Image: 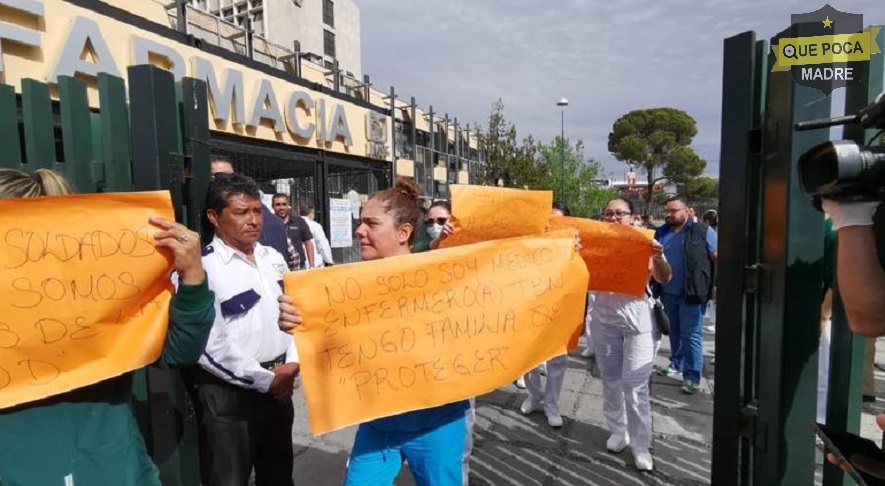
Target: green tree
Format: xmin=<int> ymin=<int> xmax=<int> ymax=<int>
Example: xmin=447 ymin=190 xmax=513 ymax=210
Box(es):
xmin=681 ymin=176 xmax=719 ymax=202
xmin=473 ymin=100 xmax=612 ymax=216
xmin=475 ymin=100 xmax=546 ymax=188
xmin=538 ymin=137 xmax=613 ymax=217
xmin=608 ymin=108 xmax=706 ymax=202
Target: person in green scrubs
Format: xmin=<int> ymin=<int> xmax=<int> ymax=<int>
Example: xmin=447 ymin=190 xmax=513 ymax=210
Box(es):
xmin=0 ymin=168 xmax=215 ymax=486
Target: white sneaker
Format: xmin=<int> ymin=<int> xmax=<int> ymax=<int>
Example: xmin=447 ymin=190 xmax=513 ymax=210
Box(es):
xmin=515 ymin=376 xmax=526 ymax=389
xmin=519 ymin=396 xmax=544 ymax=415
xmin=704 ymin=325 xmax=716 ymax=333
xmin=632 ymin=450 xmax=654 ymax=471
xmin=606 ymin=434 xmax=629 ymax=453
xmin=546 ymin=413 xmax=563 ymax=428
xmin=539 ymin=362 xmax=548 ymax=376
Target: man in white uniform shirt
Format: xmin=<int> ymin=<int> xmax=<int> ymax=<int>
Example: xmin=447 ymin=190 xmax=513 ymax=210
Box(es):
xmin=299 ymin=200 xmax=335 ymax=268
xmin=196 ymin=172 xmax=299 ymax=486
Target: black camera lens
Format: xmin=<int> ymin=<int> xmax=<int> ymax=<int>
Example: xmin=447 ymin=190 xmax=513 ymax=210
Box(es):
xmin=799 ymin=140 xmax=885 ymax=196
xmin=798 ymin=141 xmax=842 ymax=194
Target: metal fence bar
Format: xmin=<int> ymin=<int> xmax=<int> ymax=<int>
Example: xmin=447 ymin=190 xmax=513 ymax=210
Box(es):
xmin=21 ymin=78 xmax=55 ymax=169
xmin=129 ymin=65 xmax=183 ymax=218
xmin=0 ymin=84 xmax=22 ymax=169
xmin=753 ymin=22 xmax=830 ymax=486
xmin=98 ymin=73 xmax=133 ymax=192
xmin=88 ymin=111 xmax=103 ymax=184
xmin=741 ymin=38 xmax=769 ymax=486
xmin=180 ymin=77 xmax=210 ymax=231
xmin=711 ymin=30 xmax=757 ymax=486
xmin=58 ymin=76 xmax=95 ymax=192
xmin=128 ymin=64 xmax=201 ymax=486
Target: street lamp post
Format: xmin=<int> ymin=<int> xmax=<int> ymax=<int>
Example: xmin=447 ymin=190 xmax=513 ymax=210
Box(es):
xmin=556 ymin=98 xmax=569 ymax=201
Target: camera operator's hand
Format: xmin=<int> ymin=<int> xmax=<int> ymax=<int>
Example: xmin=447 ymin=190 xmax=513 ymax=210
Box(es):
xmin=827 ymin=199 xmax=885 ymax=336
xmin=821 ymin=200 xmax=880 ymax=230
xmin=827 ymin=414 xmax=885 ymax=477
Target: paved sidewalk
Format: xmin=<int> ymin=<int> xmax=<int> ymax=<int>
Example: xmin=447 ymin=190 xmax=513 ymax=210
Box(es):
xmin=288 ymin=332 xmax=716 ymax=486
xmin=281 ymin=318 xmax=885 ymax=486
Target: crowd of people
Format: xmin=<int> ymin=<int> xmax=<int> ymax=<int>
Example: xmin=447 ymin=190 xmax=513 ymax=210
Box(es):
xmin=0 ymin=163 xmax=723 ymax=485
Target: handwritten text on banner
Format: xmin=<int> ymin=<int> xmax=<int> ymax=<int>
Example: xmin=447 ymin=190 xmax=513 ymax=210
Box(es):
xmin=549 ymin=217 xmax=654 ymax=298
xmin=284 ymin=231 xmax=588 ymax=435
xmin=440 ymin=185 xmax=552 ymax=248
xmin=0 ymin=192 xmax=175 ymax=409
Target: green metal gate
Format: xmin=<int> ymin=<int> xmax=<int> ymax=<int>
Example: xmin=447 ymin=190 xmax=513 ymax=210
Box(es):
xmin=0 ymin=65 xmax=210 ymax=486
xmin=713 ymin=24 xmax=885 ymax=486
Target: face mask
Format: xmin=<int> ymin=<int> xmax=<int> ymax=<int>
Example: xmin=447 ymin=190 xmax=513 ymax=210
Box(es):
xmin=427 ymin=223 xmax=444 ymax=240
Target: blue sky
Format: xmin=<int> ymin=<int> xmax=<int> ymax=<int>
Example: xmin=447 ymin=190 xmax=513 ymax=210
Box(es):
xmin=359 ymin=1 xmax=884 ymax=179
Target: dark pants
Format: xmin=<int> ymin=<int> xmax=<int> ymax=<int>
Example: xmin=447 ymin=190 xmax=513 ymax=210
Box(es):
xmin=196 ymin=371 xmax=295 ymax=486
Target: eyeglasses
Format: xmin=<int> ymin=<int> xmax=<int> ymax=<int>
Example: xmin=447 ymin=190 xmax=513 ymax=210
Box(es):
xmin=664 ymin=207 xmax=687 ymax=215
xmin=603 ymin=210 xmax=632 ymax=218
xmin=425 ymin=217 xmax=448 ymax=226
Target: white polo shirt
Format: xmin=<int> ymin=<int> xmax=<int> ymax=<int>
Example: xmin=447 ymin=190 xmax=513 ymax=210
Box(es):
xmin=198 ymin=235 xmax=297 ymax=393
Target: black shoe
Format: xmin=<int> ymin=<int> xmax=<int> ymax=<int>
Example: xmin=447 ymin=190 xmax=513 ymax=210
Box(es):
xmin=863 ymin=394 xmax=876 ymax=403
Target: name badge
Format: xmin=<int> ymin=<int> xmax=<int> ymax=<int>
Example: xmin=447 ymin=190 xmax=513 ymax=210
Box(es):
xmin=273 ymin=262 xmax=288 ymax=275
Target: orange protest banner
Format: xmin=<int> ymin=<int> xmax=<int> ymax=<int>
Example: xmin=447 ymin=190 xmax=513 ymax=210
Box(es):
xmin=0 ymin=192 xmax=175 ymax=409
xmin=284 ymin=231 xmax=588 ymax=435
xmin=440 ymin=185 xmax=552 ymax=248
xmin=549 ymin=216 xmax=654 ymax=298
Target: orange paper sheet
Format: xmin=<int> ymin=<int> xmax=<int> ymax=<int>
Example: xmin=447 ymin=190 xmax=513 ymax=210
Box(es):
xmin=0 ymin=191 xmax=175 ymax=409
xmin=284 ymin=231 xmax=588 ymax=435
xmin=549 ymin=217 xmax=654 ymax=297
xmin=440 ymin=185 xmax=552 ymax=248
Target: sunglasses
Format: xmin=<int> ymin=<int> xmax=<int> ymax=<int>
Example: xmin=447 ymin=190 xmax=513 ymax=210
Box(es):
xmin=603 ymin=210 xmax=632 ymax=218
xmin=425 ymin=217 xmax=448 ymax=226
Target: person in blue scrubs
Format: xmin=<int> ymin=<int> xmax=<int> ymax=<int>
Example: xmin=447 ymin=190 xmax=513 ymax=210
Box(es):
xmin=654 ymin=196 xmax=717 ymax=394
xmin=278 ymin=177 xmax=469 ymax=485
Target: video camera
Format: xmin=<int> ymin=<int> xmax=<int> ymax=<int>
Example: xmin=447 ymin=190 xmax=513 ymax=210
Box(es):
xmin=795 ymin=92 xmax=885 ymax=203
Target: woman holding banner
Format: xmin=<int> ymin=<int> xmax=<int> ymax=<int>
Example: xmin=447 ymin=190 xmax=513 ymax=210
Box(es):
xmin=587 ymin=197 xmax=672 ymax=472
xmin=279 ymin=177 xmax=470 ymax=486
xmin=0 ymin=168 xmax=215 ymax=485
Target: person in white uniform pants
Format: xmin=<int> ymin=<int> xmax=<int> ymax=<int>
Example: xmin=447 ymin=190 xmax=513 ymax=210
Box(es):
xmin=518 ymin=202 xmax=575 ymax=428
xmin=520 ymin=354 xmax=569 ymax=428
xmin=588 ymin=197 xmax=672 ymax=472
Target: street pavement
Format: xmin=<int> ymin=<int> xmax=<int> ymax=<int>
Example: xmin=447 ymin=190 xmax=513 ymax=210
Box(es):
xmin=289 ymin=332 xmax=716 ymax=486
xmin=287 ymin=329 xmax=885 ymax=485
